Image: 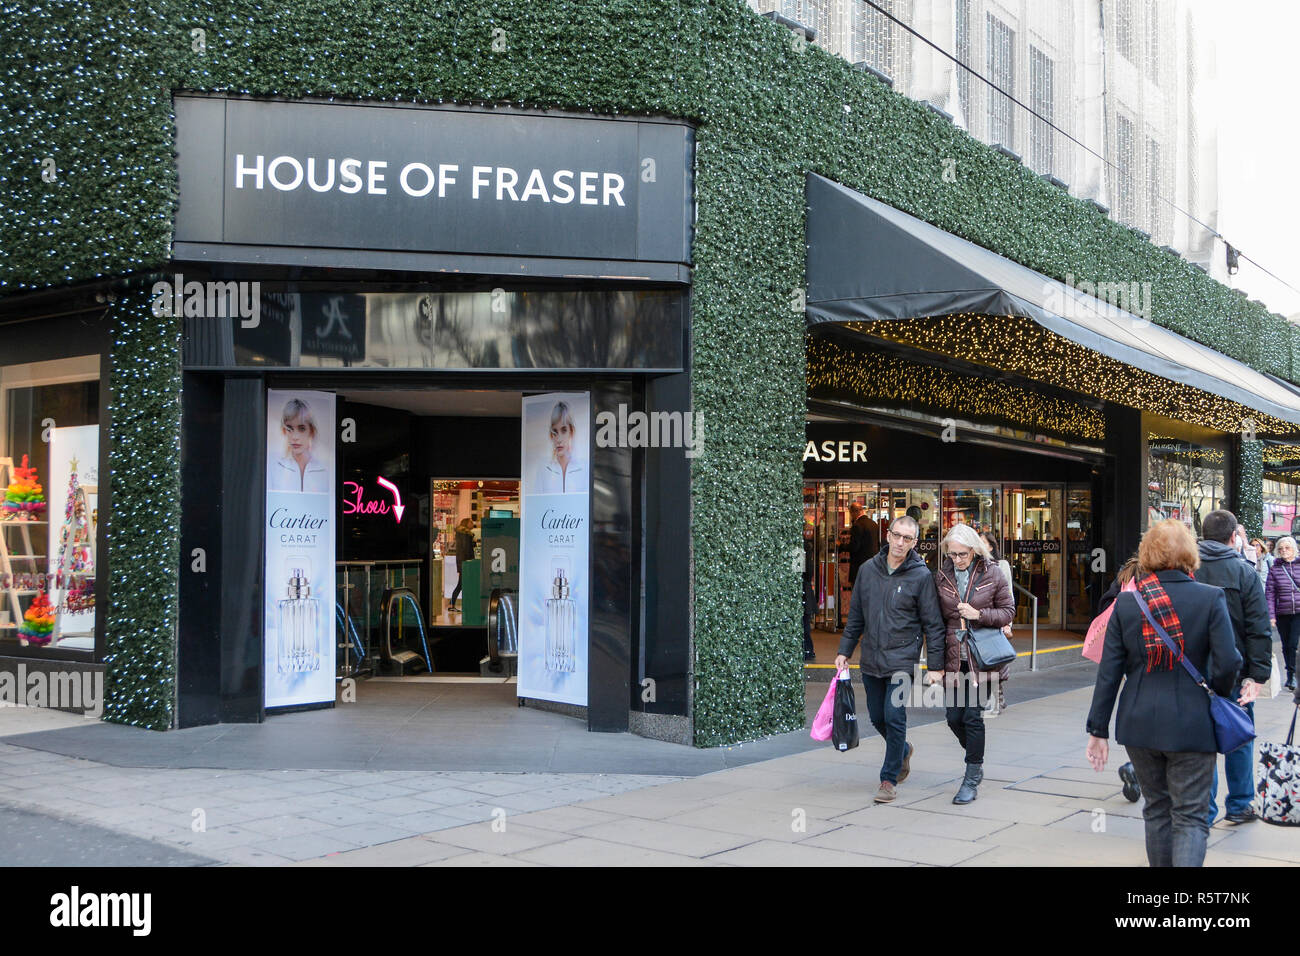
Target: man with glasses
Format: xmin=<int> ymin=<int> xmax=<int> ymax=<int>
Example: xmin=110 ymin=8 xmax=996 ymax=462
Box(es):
xmin=835 ymin=515 xmax=946 ymax=803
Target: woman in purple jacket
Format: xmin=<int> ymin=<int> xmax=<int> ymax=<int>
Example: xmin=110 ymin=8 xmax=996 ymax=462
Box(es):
xmin=1265 ymin=535 xmax=1300 ymax=690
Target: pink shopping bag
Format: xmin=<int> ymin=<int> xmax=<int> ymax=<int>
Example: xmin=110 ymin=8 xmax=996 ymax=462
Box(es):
xmin=1082 ymin=578 xmax=1136 ymax=662
xmin=811 ymin=669 xmax=848 ymax=741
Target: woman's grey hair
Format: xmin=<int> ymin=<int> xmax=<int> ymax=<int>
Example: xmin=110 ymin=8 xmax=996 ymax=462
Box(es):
xmin=941 ymin=522 xmax=991 ymax=562
xmin=1277 ymin=536 xmax=1298 ymax=556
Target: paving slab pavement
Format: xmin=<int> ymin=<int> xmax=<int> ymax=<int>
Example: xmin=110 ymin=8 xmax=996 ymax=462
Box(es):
xmin=2 ymin=659 xmax=1299 ymax=867
xmin=305 ymin=686 xmax=1300 ymax=867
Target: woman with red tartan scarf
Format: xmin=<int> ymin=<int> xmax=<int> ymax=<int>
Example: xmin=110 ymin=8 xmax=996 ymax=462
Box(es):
xmin=1084 ymin=519 xmax=1242 ymax=868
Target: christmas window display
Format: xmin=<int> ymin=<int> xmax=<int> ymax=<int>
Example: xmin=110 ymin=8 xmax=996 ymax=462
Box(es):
xmin=1 ymin=355 xmax=100 ymax=652
xmin=0 ymin=455 xmax=52 ymax=642
xmin=46 ymin=429 xmax=98 ymax=647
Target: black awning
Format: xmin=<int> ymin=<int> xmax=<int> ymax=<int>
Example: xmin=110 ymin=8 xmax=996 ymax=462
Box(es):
xmin=805 ymin=173 xmax=1300 ymax=426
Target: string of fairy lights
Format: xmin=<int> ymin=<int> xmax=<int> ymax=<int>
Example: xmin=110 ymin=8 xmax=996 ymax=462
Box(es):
xmin=850 ymin=314 xmax=1294 ymax=437
xmin=807 ymin=335 xmax=1106 ymax=441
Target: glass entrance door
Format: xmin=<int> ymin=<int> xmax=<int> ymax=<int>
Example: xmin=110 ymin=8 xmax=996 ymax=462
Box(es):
xmin=879 ymin=486 xmax=941 ymax=569
xmin=1065 ymin=484 xmax=1094 ymax=631
xmin=1002 ymin=486 xmax=1064 ymax=629
xmin=940 ymin=487 xmax=1000 ymax=541
xmin=834 ymin=482 xmax=881 ymax=627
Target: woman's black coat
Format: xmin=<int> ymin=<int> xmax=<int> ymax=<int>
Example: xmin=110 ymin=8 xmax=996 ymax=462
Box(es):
xmin=1086 ymin=569 xmax=1242 ymax=754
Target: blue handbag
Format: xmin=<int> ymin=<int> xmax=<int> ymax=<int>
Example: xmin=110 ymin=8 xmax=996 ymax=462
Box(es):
xmin=1131 ymin=592 xmax=1255 ymax=755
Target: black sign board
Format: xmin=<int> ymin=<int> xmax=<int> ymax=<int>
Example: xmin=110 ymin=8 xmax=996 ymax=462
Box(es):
xmin=300 ymin=293 xmax=366 ymax=360
xmin=236 ymin=291 xmax=295 ymax=364
xmin=802 ymin=423 xmax=1092 ymax=482
xmin=1012 ymin=538 xmax=1062 ymax=555
xmin=174 ymin=96 xmax=694 ymax=273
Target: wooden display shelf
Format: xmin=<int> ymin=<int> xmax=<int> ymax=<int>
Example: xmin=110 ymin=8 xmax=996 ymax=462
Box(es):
xmin=0 ymin=458 xmax=49 ymax=629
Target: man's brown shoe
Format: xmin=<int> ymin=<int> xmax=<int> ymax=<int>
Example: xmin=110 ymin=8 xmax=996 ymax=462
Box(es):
xmin=874 ymin=781 xmax=897 ymax=803
xmin=896 ymin=742 xmax=914 ymax=783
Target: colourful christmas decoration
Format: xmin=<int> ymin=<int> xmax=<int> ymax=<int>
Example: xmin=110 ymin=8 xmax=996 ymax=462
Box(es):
xmin=18 ymin=591 xmax=55 ymax=646
xmin=55 ymin=457 xmax=94 ymax=592
xmin=2 ymin=455 xmax=47 ymax=518
xmin=63 ymin=578 xmax=96 ymax=614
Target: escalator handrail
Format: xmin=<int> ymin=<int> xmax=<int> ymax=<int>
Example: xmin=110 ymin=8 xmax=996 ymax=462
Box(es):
xmin=378 ymin=586 xmax=433 ymax=674
xmin=486 ymin=590 xmax=503 ymax=667
xmin=335 ymin=603 xmax=366 ymax=660
xmin=487 ymin=588 xmax=519 ymax=665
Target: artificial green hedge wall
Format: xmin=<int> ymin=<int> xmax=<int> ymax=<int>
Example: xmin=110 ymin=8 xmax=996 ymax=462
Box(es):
xmin=103 ymin=279 xmax=181 ymax=730
xmin=1238 ymin=441 xmax=1264 ymax=540
xmin=3 ymin=0 xmax=1292 ymax=742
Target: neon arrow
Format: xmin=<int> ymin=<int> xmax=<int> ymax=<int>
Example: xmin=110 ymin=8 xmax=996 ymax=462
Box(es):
xmin=376 ymin=476 xmax=404 ymax=523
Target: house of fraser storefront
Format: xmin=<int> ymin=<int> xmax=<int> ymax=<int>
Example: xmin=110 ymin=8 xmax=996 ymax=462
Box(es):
xmin=169 ymin=95 xmax=695 ymax=738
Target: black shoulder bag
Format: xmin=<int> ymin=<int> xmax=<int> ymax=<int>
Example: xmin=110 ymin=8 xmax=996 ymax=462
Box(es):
xmin=960 ymin=567 xmax=1017 ymax=671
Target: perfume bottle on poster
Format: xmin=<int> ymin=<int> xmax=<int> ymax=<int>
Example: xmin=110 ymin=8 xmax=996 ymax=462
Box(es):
xmin=545 ymin=561 xmax=576 ymax=674
xmin=276 ymin=558 xmax=321 ymax=675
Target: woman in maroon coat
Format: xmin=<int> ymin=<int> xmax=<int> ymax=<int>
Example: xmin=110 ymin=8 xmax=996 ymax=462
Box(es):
xmin=934 ymin=523 xmax=1016 ymax=804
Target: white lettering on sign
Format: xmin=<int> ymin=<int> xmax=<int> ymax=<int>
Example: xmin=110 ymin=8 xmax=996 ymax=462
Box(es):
xmin=268 ymin=155 xmax=303 ymax=190
xmin=235 ymin=154 xmax=630 ymax=205
xmin=803 ymin=439 xmax=868 ymax=463
xmin=339 ymin=158 xmax=363 ymax=194
xmin=399 ymin=162 xmax=436 ymax=197
xmin=437 ymin=163 xmax=458 ymax=197
xmin=367 ymin=160 xmax=387 ymax=194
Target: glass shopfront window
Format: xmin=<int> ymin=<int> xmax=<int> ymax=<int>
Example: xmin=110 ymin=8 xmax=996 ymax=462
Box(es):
xmin=1065 ymin=484 xmax=1094 ymax=631
xmin=882 ymin=486 xmax=941 ymax=569
xmin=1003 ymin=486 xmax=1063 ymax=628
xmin=804 ymin=479 xmax=1098 ymax=632
xmin=1263 ymin=478 xmax=1300 ymax=538
xmin=1146 ymin=438 xmax=1226 ymax=536
xmin=183 ymin=287 xmax=686 ymax=371
xmin=0 ymin=355 xmax=102 ymax=654
xmin=941 ymin=487 xmax=999 ymax=539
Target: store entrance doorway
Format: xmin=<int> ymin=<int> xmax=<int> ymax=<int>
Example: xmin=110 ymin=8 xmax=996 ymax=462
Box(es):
xmin=334 ymin=389 xmax=524 ymax=683
xmin=805 ymin=480 xmax=1086 ymax=633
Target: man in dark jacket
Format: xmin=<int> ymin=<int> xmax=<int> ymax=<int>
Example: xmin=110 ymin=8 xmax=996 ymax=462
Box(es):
xmin=847 ymin=502 xmax=877 ymax=588
xmin=835 ymin=516 xmax=946 ymax=804
xmin=1196 ymin=509 xmax=1270 ymax=825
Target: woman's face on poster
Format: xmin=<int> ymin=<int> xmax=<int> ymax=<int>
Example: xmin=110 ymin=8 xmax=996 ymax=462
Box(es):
xmin=284 ymin=414 xmax=315 ymax=458
xmin=550 ymin=420 xmax=574 ymax=463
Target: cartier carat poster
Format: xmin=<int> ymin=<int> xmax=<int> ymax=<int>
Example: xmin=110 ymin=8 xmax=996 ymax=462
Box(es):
xmin=518 ymin=393 xmax=590 ymax=706
xmin=264 ymin=389 xmax=336 ymax=709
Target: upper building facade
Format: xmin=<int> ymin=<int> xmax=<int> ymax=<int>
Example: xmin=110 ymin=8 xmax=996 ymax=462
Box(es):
xmin=753 ymin=0 xmax=1219 ymax=269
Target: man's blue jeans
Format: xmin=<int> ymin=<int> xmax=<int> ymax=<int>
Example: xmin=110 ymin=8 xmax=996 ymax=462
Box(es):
xmin=1207 ymin=700 xmax=1255 ymax=824
xmin=861 ymin=673 xmax=909 ymax=784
